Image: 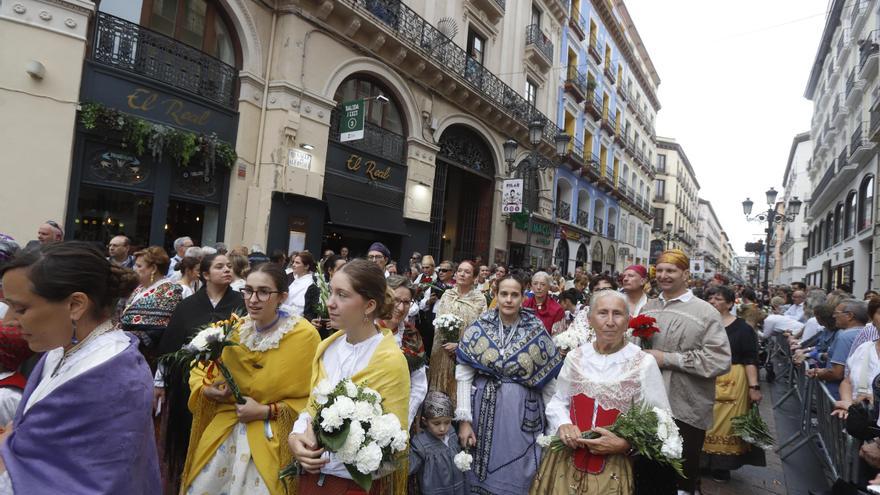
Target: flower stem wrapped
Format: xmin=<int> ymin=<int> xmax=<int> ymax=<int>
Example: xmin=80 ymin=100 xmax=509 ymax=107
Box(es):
xmin=731 ymin=403 xmax=773 ymax=449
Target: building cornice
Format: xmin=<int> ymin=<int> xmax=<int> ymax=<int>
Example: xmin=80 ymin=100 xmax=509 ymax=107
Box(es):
xmin=805 ymin=0 xmax=844 ymax=100
xmin=656 ymin=137 xmax=699 ymax=189
xmin=782 ymin=131 xmax=811 ymax=186
xmin=597 ymin=0 xmax=661 ymax=111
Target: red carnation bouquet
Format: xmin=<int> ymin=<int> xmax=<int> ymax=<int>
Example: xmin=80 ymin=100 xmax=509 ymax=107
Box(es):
xmin=629 ymin=314 xmax=660 ymax=349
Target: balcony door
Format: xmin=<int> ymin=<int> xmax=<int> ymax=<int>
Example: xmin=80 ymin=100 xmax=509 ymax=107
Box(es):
xmin=140 ymin=0 xmax=239 ymax=66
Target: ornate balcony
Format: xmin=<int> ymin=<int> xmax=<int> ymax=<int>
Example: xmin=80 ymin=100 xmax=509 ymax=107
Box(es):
xmin=594 ymin=217 xmax=604 ymax=235
xmin=870 ymin=89 xmax=880 ymax=141
xmin=849 ymin=122 xmax=874 ymax=165
xmin=564 ymin=66 xmax=588 ymax=102
xmin=318 ymin=0 xmax=563 ymax=150
xmin=564 ymin=137 xmax=585 ymax=171
xmin=330 ymin=108 xmax=405 ymax=162
xmin=556 ymin=200 xmax=572 ymax=222
xmin=832 ymin=95 xmax=848 ymax=128
xmin=608 ymin=223 xmax=616 ymax=240
xmin=600 ymin=112 xmax=614 ymax=133
xmin=91 ymin=12 xmax=237 ymax=109
xmin=860 ymin=31 xmax=879 ymax=80
xmin=569 ymin=9 xmax=586 ymax=42
xmin=617 ymin=83 xmax=627 ymax=101
xmin=583 ymin=152 xmax=602 ymax=180
xmin=604 ymin=63 xmax=616 ymax=84
xmin=588 ymin=33 xmax=602 ymax=64
xmin=525 ymin=24 xmax=554 ymax=70
xmin=577 ymin=210 xmax=589 ymax=228
xmin=584 ymin=91 xmax=602 ymax=119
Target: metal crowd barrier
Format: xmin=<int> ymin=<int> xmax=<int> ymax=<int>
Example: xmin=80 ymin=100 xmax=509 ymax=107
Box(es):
xmin=772 ymin=340 xmax=861 ymax=485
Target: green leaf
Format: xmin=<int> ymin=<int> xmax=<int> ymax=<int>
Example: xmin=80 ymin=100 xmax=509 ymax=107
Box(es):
xmin=345 ymin=464 xmax=373 ymax=492
xmin=318 ymin=423 xmax=350 ymax=452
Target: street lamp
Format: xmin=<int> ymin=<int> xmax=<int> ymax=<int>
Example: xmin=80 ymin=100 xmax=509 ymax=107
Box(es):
xmin=504 ymin=122 xmax=570 ymax=269
xmin=742 ymin=188 xmax=802 ymax=293
xmin=654 ymin=221 xmax=684 ymax=250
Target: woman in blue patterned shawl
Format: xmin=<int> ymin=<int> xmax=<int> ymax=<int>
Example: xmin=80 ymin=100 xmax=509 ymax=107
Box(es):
xmin=455 ymin=272 xmax=563 ymax=495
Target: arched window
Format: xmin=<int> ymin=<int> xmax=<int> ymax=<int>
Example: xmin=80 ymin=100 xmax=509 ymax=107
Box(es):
xmin=334 ymin=77 xmax=405 ymax=135
xmin=845 ymin=190 xmax=857 ymax=238
xmin=822 ymin=211 xmax=834 ymax=250
xmin=143 ymin=0 xmax=239 ymax=66
xmin=834 ymin=203 xmax=844 ymax=244
xmin=594 ymin=200 xmax=606 ymax=235
xmin=859 ymin=175 xmax=875 ymax=232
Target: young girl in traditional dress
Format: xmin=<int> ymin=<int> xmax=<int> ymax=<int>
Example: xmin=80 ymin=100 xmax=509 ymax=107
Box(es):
xmin=409 ymin=391 xmax=468 ymax=495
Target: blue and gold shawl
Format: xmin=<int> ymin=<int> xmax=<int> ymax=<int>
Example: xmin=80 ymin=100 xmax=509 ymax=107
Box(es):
xmin=456 ymin=308 xmax=562 ymax=389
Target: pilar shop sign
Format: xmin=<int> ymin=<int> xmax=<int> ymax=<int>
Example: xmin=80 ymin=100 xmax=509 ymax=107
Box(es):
xmin=339 ymin=99 xmax=365 ymax=142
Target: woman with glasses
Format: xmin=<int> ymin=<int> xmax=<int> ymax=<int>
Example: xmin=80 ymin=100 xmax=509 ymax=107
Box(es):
xmin=379 ymin=275 xmax=428 ymax=428
xmin=430 ymin=260 xmax=487 ymax=408
xmin=181 ymin=263 xmax=320 ymax=495
xmin=119 ymin=246 xmax=184 ymax=370
xmin=154 ymin=253 xmax=245 ymax=493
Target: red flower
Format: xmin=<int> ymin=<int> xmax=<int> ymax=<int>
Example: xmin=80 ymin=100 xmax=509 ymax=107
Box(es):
xmin=629 ymin=314 xmax=660 ymax=341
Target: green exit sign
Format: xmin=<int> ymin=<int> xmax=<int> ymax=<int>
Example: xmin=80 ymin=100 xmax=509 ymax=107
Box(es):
xmin=339 ymin=99 xmax=365 ymax=142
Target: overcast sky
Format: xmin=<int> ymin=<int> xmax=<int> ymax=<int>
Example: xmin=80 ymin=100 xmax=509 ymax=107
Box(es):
xmin=624 ymin=0 xmax=828 ymax=255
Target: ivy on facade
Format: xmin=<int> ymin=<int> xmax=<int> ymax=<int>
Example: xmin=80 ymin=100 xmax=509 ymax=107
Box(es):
xmin=79 ymin=102 xmax=237 ymax=170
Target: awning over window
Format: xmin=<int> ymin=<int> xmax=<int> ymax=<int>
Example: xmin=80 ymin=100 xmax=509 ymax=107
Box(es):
xmin=324 ymin=194 xmax=410 ymax=237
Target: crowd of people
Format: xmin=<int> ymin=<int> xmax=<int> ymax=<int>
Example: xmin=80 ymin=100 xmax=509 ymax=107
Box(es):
xmin=0 ymin=222 xmax=856 ymax=494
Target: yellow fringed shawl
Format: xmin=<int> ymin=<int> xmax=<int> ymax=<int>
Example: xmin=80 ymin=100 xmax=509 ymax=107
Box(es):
xmin=303 ymin=328 xmax=411 ymax=495
xmin=180 ymin=316 xmax=320 ymax=495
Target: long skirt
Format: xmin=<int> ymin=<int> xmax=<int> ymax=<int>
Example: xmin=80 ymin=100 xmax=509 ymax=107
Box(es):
xmin=186 ymin=422 xmax=270 ymax=495
xmin=467 ymin=376 xmax=545 ymax=495
xmin=427 ymin=340 xmax=458 ymax=409
xmin=701 ymin=364 xmax=766 ymax=470
xmin=530 ymin=449 xmax=633 ymax=495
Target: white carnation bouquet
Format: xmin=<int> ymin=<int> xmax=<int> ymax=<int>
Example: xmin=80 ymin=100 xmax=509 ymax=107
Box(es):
xmin=453 ymin=450 xmax=473 ymax=471
xmin=552 ymin=327 xmax=589 ymax=352
xmin=281 ymin=377 xmax=409 ymax=491
xmin=537 ymin=401 xmax=684 ymax=477
xmin=434 ymin=314 xmax=465 ymax=344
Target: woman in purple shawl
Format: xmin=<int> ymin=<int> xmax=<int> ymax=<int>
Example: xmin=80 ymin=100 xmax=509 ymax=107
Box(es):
xmin=0 ymin=242 xmax=161 ymax=494
xmin=455 ymin=272 xmax=563 ymax=494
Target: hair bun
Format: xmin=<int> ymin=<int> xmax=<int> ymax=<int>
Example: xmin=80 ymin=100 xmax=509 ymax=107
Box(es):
xmin=107 ymin=264 xmax=139 ymax=301
xmin=378 ymin=286 xmax=395 ymax=320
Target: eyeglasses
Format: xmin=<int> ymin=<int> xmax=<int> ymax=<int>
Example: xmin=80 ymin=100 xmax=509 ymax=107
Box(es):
xmin=240 ymin=288 xmax=282 ymax=301
xmin=437 ymin=268 xmax=451 ymax=273
xmin=833 ymin=310 xmax=853 ymax=316
xmin=367 ymin=255 xmax=385 ymax=261
xmin=394 ymin=298 xmax=412 ymax=307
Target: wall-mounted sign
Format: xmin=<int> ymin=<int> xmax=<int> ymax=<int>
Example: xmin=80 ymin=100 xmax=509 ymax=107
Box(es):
xmin=345 ymin=153 xmax=391 ymax=181
xmin=510 ymin=213 xmax=553 ymax=237
xmin=502 ymin=179 xmax=523 ymax=213
xmin=288 ymin=149 xmax=312 ymax=171
xmin=339 ymin=99 xmax=365 ymax=142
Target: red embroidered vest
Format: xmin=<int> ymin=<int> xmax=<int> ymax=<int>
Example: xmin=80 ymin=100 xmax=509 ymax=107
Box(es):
xmin=569 ymin=394 xmax=621 ymax=474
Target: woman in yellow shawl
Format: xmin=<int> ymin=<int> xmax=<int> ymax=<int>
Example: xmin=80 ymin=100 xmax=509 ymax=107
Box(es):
xmin=429 ymin=260 xmax=487 ymax=408
xmin=181 ymin=263 xmax=320 ymax=495
xmin=289 ymin=259 xmax=410 ymax=494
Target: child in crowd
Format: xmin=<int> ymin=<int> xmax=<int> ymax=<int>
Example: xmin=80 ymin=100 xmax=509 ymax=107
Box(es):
xmin=409 ymin=391 xmax=469 ymax=495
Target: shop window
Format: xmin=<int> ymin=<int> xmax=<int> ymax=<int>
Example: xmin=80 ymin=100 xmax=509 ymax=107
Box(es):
xmin=73 ymin=185 xmax=153 ymax=248
xmin=141 ymin=0 xmax=238 ymax=66
xmin=860 ymin=175 xmax=874 ymax=231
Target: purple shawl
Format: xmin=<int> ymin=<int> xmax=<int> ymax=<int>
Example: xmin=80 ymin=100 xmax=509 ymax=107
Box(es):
xmin=1 ymin=334 xmax=160 ymax=494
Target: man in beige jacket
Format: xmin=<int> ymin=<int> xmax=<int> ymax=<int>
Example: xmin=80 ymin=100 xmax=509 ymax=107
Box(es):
xmin=641 ymin=249 xmax=732 ymax=495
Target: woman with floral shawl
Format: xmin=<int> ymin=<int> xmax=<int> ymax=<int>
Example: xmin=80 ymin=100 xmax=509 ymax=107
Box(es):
xmin=455 ymin=273 xmax=563 ymax=495
xmin=429 ymin=261 xmax=487 ymax=409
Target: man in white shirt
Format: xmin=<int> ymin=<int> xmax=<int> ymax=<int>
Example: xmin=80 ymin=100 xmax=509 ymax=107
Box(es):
xmin=166 ymin=236 xmax=193 ymax=277
xmin=761 ymin=314 xmax=805 ymax=339
xmin=783 ymin=290 xmax=806 ymax=323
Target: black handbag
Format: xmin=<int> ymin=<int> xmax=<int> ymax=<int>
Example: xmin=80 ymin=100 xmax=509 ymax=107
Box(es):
xmin=846 ymin=399 xmax=880 ymax=441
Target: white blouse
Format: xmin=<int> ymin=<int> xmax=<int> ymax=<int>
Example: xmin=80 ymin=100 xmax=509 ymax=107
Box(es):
xmin=392 ymin=322 xmax=428 ymax=428
xmin=545 ymin=342 xmax=671 ymax=435
xmin=845 ymin=341 xmax=880 ymax=400
xmin=291 ymin=332 xmax=384 ymax=480
xmin=285 ymin=274 xmax=314 ymax=317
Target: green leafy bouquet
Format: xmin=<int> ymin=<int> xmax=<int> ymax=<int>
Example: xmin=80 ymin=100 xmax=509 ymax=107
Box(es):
xmin=537 ymin=401 xmax=685 ymax=477
xmin=731 ymin=404 xmax=773 ymax=449
xmin=313 ymin=262 xmax=331 ymax=319
xmin=159 ymin=314 xmax=246 ymax=404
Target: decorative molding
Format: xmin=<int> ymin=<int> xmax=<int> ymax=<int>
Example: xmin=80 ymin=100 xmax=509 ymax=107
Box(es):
xmin=1 ymin=0 xmax=94 ymax=40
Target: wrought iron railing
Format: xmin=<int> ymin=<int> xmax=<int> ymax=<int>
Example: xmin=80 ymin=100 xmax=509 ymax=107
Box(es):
xmin=526 ymin=24 xmax=554 ymax=62
xmin=570 ymin=8 xmax=586 ymax=35
xmin=588 ymin=153 xmax=602 ymax=175
xmin=594 ymin=217 xmax=604 ymax=234
xmin=860 ymin=31 xmax=879 ymax=70
xmin=330 ymin=108 xmax=406 ymax=162
xmin=838 ymin=147 xmax=848 ymax=168
xmin=557 ymin=200 xmax=571 ymax=221
xmin=577 ymin=210 xmax=589 ymax=228
xmin=849 ymin=122 xmax=869 ymax=157
xmin=565 ymin=66 xmax=588 ymax=96
xmin=344 ymin=0 xmax=561 ymax=144
xmin=871 ymin=107 xmax=880 ymax=135
xmin=608 ymin=223 xmax=616 ymax=240
xmin=813 ymin=162 xmax=836 ymax=203
xmin=846 ymin=68 xmax=856 ymax=97
xmin=493 ymin=0 xmax=506 ymax=9
xmin=569 ymin=137 xmax=585 ymax=161
xmin=91 ymin=12 xmax=237 ymax=109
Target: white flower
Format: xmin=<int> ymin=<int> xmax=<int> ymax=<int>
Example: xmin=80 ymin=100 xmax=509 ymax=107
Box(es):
xmin=536 ymin=435 xmax=552 ymax=448
xmin=334 ymin=396 xmax=356 ymax=419
xmin=337 ymin=421 xmax=365 ymax=464
xmin=661 ymin=434 xmax=683 ymax=458
xmin=453 ymin=451 xmax=473 ymax=471
xmin=344 ymin=379 xmax=359 ymax=398
xmin=362 ymin=386 xmax=381 ymax=402
xmin=314 ymin=378 xmax=334 ymax=405
xmin=369 ymin=413 xmax=403 ymax=448
xmin=552 ymin=328 xmax=588 ymax=351
xmin=355 ymin=442 xmax=383 ymax=474
xmin=187 ymin=326 xmax=224 ymax=352
xmin=390 ymin=430 xmax=408 ymax=452
xmin=352 ymin=401 xmax=377 ymax=424
xmin=320 ymin=405 xmax=343 ymax=431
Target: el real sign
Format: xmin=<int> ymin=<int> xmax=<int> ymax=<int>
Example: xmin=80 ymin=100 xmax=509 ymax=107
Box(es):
xmin=339 ymin=99 xmax=365 ymax=142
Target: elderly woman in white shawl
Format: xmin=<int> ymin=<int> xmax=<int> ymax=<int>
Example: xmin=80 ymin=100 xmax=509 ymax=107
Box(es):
xmin=530 ymin=290 xmax=672 ymax=495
